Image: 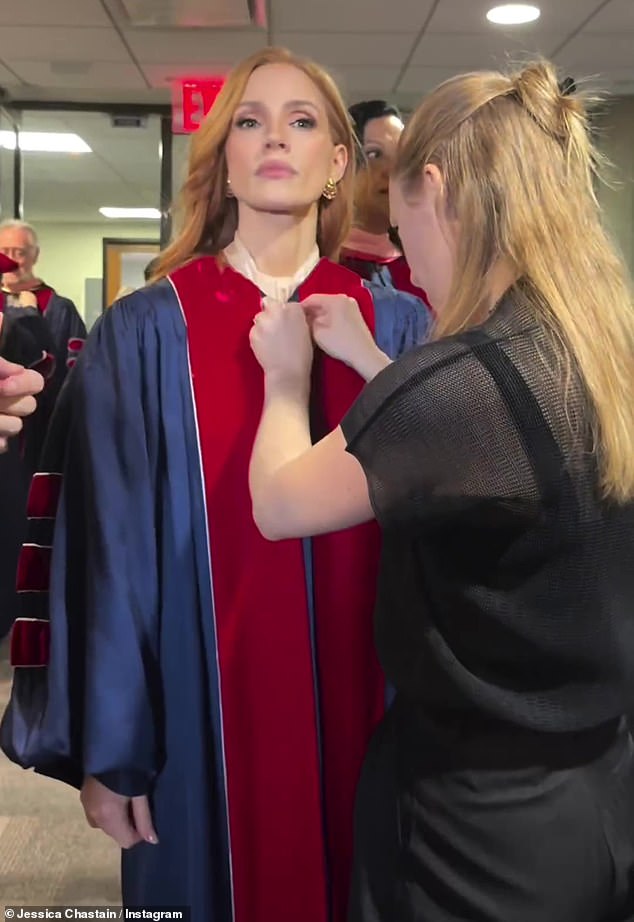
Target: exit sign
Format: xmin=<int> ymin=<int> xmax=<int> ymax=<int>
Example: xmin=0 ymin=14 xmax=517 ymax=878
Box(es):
xmin=172 ymin=77 xmax=225 ymax=134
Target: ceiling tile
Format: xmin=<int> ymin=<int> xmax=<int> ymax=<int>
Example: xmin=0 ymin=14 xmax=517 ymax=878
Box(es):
xmin=17 ymin=111 xmax=163 ymax=197
xmin=275 ymin=32 xmax=413 ymax=68
xmin=584 ymin=0 xmax=634 ymax=33
xmin=23 ymin=157 xmax=116 ymax=184
xmin=332 ymin=67 xmax=404 ymax=99
xmin=142 ymin=63 xmax=236 ymax=88
xmin=0 ymin=0 xmax=110 ymax=27
xmin=125 ymin=28 xmax=265 ymax=64
xmin=554 ymin=34 xmax=634 ymax=72
xmin=271 ymin=0 xmax=436 ymax=33
xmin=0 ymin=61 xmax=23 ymax=86
xmin=5 ymin=61 xmax=147 ymax=90
xmin=397 ymin=65 xmax=477 ymax=94
xmin=410 ymin=31 xmax=568 ymax=68
xmin=20 ymin=112 xmax=75 ymax=131
xmin=0 ymin=27 xmax=129 ymax=62
xmin=6 ymin=85 xmax=169 ymax=105
xmin=20 ymin=111 xmax=161 ymax=138
xmin=390 ymin=91 xmax=430 ymax=113
xmin=119 ymin=0 xmax=255 ymax=28
xmin=142 ymin=65 xmax=191 ymax=88
xmin=428 ymin=0 xmax=604 ymax=34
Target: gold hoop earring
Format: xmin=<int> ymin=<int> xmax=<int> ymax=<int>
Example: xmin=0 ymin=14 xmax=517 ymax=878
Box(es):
xmin=322 ymin=177 xmax=337 ymax=201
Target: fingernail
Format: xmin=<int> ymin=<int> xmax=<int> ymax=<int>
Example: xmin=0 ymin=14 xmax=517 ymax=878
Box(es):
xmin=146 ymin=834 xmax=159 ymax=844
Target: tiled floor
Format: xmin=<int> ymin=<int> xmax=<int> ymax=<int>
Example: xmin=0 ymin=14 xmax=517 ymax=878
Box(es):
xmin=0 ymin=640 xmax=120 ymax=906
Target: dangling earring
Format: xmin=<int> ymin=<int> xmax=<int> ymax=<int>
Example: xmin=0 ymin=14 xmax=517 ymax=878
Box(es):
xmin=226 ymin=178 xmax=235 ymax=198
xmin=322 ymin=177 xmax=337 ymax=201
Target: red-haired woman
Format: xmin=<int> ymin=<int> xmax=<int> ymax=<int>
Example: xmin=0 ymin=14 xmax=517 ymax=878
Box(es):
xmin=2 ymin=48 xmax=419 ymax=922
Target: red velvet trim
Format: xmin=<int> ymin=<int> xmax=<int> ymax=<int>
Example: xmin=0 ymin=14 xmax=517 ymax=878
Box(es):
xmin=27 ymin=473 xmax=62 ymax=519
xmin=35 ymin=286 xmax=54 ymax=314
xmin=10 ymin=618 xmax=50 ymax=667
xmin=16 ymin=544 xmax=51 ymax=593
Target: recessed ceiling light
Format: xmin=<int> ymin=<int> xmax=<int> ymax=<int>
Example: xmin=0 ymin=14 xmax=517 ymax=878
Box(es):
xmin=0 ymin=131 xmax=91 ymax=153
xmin=99 ymin=207 xmax=161 ymax=220
xmin=486 ymin=4 xmax=541 ymax=25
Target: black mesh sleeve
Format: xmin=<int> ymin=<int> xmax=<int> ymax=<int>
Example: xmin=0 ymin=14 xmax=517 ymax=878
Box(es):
xmin=341 ymin=336 xmax=540 ymax=529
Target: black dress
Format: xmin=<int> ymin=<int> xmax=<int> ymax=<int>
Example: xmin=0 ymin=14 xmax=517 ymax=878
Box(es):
xmin=341 ymin=287 xmax=634 ymax=922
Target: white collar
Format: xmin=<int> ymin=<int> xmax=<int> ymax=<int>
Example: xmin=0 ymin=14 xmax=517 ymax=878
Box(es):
xmin=223 ymin=233 xmax=320 ymax=302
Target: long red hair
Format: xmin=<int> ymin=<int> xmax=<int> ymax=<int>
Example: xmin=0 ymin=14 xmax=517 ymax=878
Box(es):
xmin=154 ymin=47 xmax=356 ymax=278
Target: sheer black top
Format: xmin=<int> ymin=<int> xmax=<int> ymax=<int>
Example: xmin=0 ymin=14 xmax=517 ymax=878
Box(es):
xmin=342 ymin=289 xmax=634 ymax=732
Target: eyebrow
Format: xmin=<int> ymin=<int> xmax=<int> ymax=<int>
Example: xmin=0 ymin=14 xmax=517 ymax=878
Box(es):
xmin=236 ymin=99 xmax=320 ymax=112
xmin=286 ymin=99 xmax=319 ymax=111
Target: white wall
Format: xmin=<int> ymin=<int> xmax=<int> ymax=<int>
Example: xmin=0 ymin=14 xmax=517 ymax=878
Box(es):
xmin=34 ymin=221 xmax=160 ymax=319
xmin=597 ymin=97 xmax=634 ymax=276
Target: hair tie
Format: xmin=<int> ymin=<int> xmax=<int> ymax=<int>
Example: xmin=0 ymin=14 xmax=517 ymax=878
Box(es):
xmin=559 ymin=77 xmax=576 ymax=96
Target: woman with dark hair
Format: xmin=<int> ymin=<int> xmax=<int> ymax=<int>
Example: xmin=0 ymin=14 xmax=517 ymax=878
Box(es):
xmin=342 ymin=99 xmax=433 ymax=319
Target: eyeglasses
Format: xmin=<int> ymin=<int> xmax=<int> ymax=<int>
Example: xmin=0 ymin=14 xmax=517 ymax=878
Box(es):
xmin=0 ymin=246 xmax=34 ymax=259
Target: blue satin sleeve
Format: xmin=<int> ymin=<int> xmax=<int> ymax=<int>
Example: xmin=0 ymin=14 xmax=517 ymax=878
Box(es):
xmin=45 ymin=293 xmax=162 ymax=796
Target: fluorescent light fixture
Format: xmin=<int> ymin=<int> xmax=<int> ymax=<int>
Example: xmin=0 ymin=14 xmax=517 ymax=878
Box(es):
xmin=99 ymin=207 xmax=161 ymax=220
xmin=486 ymin=4 xmax=540 ymax=24
xmin=0 ymin=131 xmax=91 ymax=153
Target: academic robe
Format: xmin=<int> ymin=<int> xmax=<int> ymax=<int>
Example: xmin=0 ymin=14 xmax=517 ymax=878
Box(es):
xmin=0 ymin=287 xmax=83 ymax=639
xmin=1 ymin=283 xmax=86 ymax=376
xmin=1 ymin=255 xmax=420 ymax=922
xmin=0 ymin=306 xmax=57 ymax=639
xmin=3 ymin=285 xmax=86 ymax=398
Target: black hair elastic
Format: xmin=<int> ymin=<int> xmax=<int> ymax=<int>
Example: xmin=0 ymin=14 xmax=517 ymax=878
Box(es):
xmin=559 ymin=77 xmax=577 ymax=96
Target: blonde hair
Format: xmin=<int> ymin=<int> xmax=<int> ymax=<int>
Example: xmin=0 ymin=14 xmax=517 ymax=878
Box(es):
xmin=154 ymin=47 xmax=355 ymax=278
xmin=395 ymin=60 xmax=634 ymax=502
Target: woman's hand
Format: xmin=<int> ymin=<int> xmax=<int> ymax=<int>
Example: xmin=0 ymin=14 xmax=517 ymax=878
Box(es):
xmin=249 ymin=297 xmax=314 ymax=388
xmin=0 ymin=337 xmax=44 ymax=452
xmin=301 ymin=293 xmax=390 ymax=381
xmin=80 ymin=776 xmax=159 ymax=849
